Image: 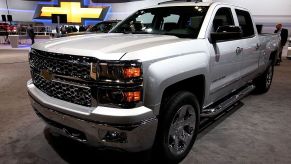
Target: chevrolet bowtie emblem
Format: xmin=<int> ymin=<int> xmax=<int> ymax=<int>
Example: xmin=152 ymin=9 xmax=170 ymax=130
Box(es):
xmin=40 ymin=69 xmax=53 ymax=81
xmin=34 ymin=1 xmax=110 ymax=24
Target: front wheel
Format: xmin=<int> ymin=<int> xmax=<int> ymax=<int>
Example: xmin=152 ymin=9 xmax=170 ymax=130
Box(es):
xmin=154 ymin=91 xmax=200 ymax=163
xmin=254 ymin=63 xmax=274 ymax=94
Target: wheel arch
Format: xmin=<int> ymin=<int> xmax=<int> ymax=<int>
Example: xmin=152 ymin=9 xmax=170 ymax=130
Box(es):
xmin=160 ymin=75 xmax=206 ymax=114
xmin=142 ymin=52 xmax=210 ymax=116
xmin=269 ymin=50 xmax=278 ymax=65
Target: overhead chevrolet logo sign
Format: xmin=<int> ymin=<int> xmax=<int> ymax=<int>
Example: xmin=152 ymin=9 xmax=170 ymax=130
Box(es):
xmin=34 ymin=0 xmax=110 ymax=24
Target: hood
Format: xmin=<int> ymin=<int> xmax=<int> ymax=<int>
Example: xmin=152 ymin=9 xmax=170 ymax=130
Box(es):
xmin=32 ymin=33 xmax=185 ymax=60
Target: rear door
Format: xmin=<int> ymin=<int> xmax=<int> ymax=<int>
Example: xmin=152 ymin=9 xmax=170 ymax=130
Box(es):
xmin=208 ymin=6 xmax=244 ymax=103
xmin=234 ymin=9 xmax=261 ymax=83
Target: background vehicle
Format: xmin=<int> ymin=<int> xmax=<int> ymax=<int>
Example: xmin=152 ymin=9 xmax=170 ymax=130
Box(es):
xmin=65 ymin=20 xmax=121 ymax=36
xmin=0 ymin=22 xmax=16 ymax=33
xmin=27 ymin=2 xmax=279 ymax=163
xmin=88 ymin=20 xmax=121 ymax=33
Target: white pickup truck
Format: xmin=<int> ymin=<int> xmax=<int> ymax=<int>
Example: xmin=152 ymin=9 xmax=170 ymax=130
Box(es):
xmin=27 ymin=1 xmax=280 ymax=162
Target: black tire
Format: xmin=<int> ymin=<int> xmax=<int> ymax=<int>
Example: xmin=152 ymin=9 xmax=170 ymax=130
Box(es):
xmin=154 ymin=91 xmax=200 ymax=163
xmin=254 ymin=63 xmax=274 ymax=94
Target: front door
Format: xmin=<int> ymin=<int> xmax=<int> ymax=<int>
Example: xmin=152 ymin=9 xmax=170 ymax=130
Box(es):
xmin=208 ymin=7 xmax=244 ymax=104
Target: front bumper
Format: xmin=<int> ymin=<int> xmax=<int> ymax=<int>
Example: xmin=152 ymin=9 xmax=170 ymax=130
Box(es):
xmin=27 ymin=80 xmax=158 ymax=152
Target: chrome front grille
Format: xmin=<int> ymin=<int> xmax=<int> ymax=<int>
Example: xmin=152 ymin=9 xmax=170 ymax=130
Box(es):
xmin=32 ymin=72 xmax=92 ymax=106
xmin=29 ymin=49 xmax=94 ymax=107
xmin=29 ymin=49 xmax=94 ymax=80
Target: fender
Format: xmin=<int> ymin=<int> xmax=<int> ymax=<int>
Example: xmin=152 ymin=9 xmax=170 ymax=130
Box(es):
xmin=121 ymin=39 xmax=212 ymax=115
xmin=143 ymin=52 xmax=209 ymax=115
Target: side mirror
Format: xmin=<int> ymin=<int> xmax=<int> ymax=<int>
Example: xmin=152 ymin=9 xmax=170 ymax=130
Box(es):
xmin=210 ymin=26 xmax=242 ymax=43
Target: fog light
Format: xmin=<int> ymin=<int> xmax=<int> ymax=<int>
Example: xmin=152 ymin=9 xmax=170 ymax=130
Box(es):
xmin=98 ymin=89 xmax=142 ymax=108
xmin=123 ymin=91 xmax=141 ymax=102
xmin=102 ymin=131 xmax=127 ymax=143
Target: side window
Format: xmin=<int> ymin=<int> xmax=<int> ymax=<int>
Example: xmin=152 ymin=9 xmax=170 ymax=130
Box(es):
xmin=161 ymin=14 xmax=180 ymax=31
xmin=235 ymin=9 xmax=255 ymax=38
xmin=135 ymin=12 xmax=154 ymax=29
xmin=212 ymin=7 xmax=234 ymax=32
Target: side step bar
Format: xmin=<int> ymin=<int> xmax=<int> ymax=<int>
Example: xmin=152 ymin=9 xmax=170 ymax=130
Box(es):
xmin=201 ymin=85 xmax=255 ymax=117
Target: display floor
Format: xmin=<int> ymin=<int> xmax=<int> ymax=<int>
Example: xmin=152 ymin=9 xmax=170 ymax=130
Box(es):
xmin=0 ymin=38 xmax=50 ymax=50
xmin=0 ymin=49 xmax=291 ymax=164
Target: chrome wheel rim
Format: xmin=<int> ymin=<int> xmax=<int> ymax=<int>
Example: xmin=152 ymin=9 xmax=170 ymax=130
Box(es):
xmin=266 ymin=66 xmax=273 ymax=88
xmin=168 ymin=105 xmax=196 ymax=155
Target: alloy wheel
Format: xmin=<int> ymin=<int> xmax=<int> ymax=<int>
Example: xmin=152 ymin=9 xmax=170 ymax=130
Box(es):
xmin=167 ymin=105 xmax=196 ymax=155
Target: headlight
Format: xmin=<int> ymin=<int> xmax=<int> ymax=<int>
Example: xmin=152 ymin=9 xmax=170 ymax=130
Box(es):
xmin=90 ymin=60 xmax=142 ymax=81
xmin=90 ymin=60 xmax=143 ymax=108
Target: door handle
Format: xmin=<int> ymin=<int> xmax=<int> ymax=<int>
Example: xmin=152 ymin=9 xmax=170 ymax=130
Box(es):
xmin=236 ymin=47 xmax=243 ymax=54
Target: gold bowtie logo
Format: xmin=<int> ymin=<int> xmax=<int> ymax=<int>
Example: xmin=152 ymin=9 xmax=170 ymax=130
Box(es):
xmin=34 ymin=1 xmax=110 ymax=24
xmin=40 ymin=69 xmax=53 ymax=81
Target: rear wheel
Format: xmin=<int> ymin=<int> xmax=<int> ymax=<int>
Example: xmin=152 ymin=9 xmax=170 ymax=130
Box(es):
xmin=254 ymin=63 xmax=274 ymax=94
xmin=154 ymin=91 xmax=200 ymax=163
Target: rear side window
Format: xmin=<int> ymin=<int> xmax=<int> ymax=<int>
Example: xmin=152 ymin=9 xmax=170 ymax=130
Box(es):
xmin=161 ymin=14 xmax=180 ymax=31
xmin=235 ymin=9 xmax=255 ymax=38
xmin=212 ymin=7 xmax=234 ymax=32
xmin=136 ymin=12 xmax=154 ymax=24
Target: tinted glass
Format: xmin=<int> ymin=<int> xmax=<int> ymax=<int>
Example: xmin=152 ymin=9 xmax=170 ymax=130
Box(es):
xmin=91 ymin=22 xmax=118 ymax=33
xmin=235 ymin=9 xmax=255 ymax=37
xmin=111 ymin=6 xmax=209 ymax=38
xmin=212 ymin=7 xmax=234 ymax=32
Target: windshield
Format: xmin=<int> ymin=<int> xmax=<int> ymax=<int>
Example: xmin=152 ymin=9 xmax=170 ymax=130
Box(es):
xmin=111 ymin=6 xmax=209 ymax=38
xmin=90 ymin=22 xmax=119 ymax=33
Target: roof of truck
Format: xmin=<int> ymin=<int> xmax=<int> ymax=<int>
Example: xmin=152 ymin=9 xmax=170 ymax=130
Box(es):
xmin=145 ymin=2 xmax=248 ymax=12
xmin=152 ymin=1 xmax=213 ymax=8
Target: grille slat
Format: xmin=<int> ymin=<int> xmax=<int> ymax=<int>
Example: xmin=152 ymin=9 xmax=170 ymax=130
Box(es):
xmin=29 ymin=49 xmax=94 ymax=107
xmin=29 ymin=50 xmax=93 ymax=80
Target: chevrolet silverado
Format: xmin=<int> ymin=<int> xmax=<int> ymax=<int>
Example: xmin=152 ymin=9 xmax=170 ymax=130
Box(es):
xmin=27 ymin=1 xmax=280 ymax=163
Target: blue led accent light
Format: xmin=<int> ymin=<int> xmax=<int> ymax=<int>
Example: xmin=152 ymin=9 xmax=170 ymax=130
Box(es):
xmin=83 ymin=0 xmax=90 ymax=6
xmin=33 ymin=19 xmax=52 ymax=24
xmin=104 ymin=4 xmax=112 ymax=21
xmin=84 ymin=20 xmax=101 ymax=26
xmin=0 ymin=8 xmax=35 ymax=13
xmin=37 ymin=0 xmax=58 ymax=5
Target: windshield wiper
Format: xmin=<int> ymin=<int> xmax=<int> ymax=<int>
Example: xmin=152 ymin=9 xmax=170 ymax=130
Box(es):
xmin=131 ymin=31 xmax=149 ymax=34
xmin=122 ymin=31 xmax=132 ymax=34
xmin=121 ymin=31 xmax=150 ymax=34
xmin=162 ymin=32 xmax=195 ymax=39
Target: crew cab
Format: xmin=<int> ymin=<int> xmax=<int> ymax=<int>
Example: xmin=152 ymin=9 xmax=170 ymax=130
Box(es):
xmin=27 ymin=1 xmax=279 ymax=163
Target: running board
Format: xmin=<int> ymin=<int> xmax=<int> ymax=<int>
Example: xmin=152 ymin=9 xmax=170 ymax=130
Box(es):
xmin=201 ymin=85 xmax=255 ymax=117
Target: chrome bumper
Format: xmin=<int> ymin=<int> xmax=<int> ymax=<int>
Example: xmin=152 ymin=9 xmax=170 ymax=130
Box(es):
xmin=27 ymin=80 xmax=158 ymax=152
